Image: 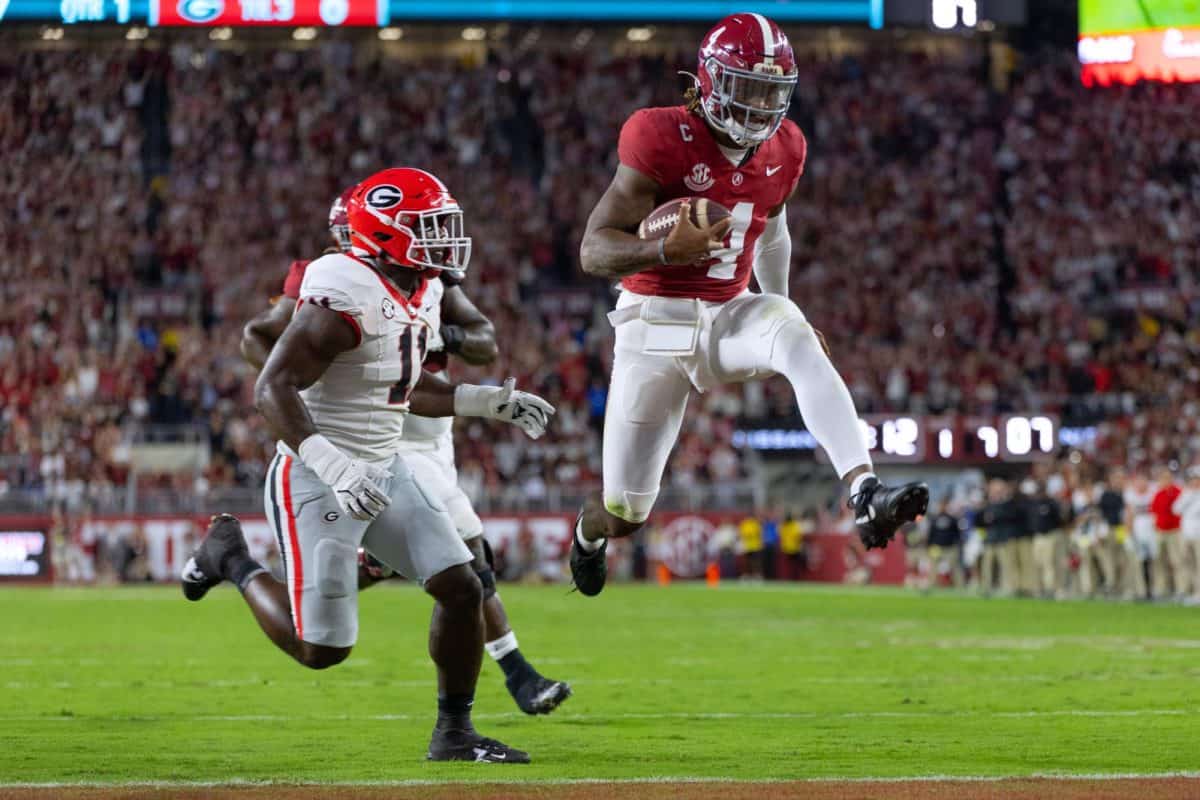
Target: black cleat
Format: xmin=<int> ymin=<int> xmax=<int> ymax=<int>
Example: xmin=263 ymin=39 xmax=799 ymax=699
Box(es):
xmin=427 ymin=728 xmax=531 ymax=763
xmin=509 ymin=674 xmax=572 ymax=716
xmin=181 ymin=513 xmax=250 ymax=601
xmin=569 ymin=534 xmax=608 ymax=597
xmin=850 ymin=478 xmax=929 ymax=550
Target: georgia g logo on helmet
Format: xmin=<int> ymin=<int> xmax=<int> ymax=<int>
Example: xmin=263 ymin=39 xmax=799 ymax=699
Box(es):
xmin=346 ymin=167 xmax=473 ymax=274
xmin=365 ymin=184 xmax=404 ymax=209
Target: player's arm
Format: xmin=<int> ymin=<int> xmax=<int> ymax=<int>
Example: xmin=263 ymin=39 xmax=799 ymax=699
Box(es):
xmin=438 ymin=285 xmax=498 ymax=366
xmin=755 ymin=187 xmax=797 ymax=297
xmin=240 ymin=298 xmax=296 ymax=370
xmin=255 ymin=303 xmax=390 ymax=521
xmin=408 ymin=373 xmax=555 ymax=440
xmin=255 ymin=302 xmax=354 ymax=450
xmin=579 ymin=166 xmax=731 ymax=279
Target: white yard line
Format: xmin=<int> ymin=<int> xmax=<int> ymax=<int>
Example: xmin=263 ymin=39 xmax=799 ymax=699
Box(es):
xmin=3 ymin=708 xmax=1194 ymax=724
xmin=4 ymin=773 xmax=1200 ymax=789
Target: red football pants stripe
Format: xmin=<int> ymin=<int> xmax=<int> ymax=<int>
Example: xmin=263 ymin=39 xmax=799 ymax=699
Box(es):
xmin=281 ymin=455 xmax=304 ymax=640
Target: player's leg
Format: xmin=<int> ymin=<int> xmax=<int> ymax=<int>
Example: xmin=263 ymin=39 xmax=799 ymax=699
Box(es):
xmin=461 ymin=534 xmax=572 ymax=714
xmin=427 ymin=441 xmax=571 ymax=715
xmin=571 ymin=347 xmax=693 ymax=596
xmin=363 ymin=458 xmax=528 ymax=763
xmin=709 ymin=294 xmax=928 ymax=548
xmin=182 ymin=453 xmax=361 ymax=669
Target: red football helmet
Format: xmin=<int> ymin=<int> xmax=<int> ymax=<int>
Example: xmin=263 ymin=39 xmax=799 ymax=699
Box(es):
xmin=328 ymin=186 xmax=354 ymax=252
xmin=345 ymin=168 xmax=471 ymax=273
xmin=695 ymin=13 xmax=798 ymax=147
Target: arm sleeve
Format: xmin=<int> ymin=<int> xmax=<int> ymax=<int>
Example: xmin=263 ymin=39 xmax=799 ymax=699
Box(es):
xmin=753 ymin=210 xmax=792 ymax=296
xmin=617 ymin=109 xmax=666 ymax=184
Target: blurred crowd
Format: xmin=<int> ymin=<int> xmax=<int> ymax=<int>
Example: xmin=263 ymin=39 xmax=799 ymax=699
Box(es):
xmin=0 ymin=36 xmax=1197 ymax=513
xmin=904 ymin=461 xmax=1200 ymax=604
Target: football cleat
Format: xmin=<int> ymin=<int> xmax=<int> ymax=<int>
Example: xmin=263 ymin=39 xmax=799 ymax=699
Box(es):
xmin=849 ymin=478 xmax=929 ymax=550
xmin=569 ymin=533 xmax=608 ymax=597
xmin=509 ymin=674 xmax=572 ymax=716
xmin=181 ymin=514 xmax=250 ymax=602
xmin=426 ymin=728 xmax=530 ymax=764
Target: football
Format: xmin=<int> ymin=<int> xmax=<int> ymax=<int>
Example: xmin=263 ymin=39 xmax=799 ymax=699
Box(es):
xmin=637 ymin=197 xmax=733 ymax=240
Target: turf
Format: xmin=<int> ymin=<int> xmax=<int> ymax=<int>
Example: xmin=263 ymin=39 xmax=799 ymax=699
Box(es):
xmin=1080 ymin=0 xmax=1200 ymax=35
xmin=1 ymin=583 xmax=1199 ymax=785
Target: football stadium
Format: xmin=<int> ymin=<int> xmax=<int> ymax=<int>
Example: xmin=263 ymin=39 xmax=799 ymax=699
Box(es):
xmin=2 ymin=0 xmax=1199 ymax=797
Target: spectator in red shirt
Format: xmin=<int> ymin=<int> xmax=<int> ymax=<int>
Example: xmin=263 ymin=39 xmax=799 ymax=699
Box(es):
xmin=1150 ymin=468 xmax=1185 ymax=600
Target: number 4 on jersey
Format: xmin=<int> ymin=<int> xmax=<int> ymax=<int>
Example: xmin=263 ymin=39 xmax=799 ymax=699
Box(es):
xmin=707 ymin=201 xmax=754 ymax=280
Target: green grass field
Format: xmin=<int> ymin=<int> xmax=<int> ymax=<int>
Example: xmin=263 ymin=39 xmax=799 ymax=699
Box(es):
xmin=2 ymin=583 xmax=1199 ymax=788
xmin=1080 ymin=0 xmax=1200 ymax=35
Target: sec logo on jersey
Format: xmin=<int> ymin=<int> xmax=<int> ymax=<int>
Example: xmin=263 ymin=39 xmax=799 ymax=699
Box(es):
xmin=381 ymin=297 xmax=396 ymax=320
xmin=366 ymin=185 xmax=404 ymax=209
xmin=684 ymin=163 xmax=715 ymax=192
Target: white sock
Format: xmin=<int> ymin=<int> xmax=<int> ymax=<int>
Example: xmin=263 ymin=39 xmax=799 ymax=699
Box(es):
xmin=849 ymin=472 xmax=877 ymax=498
xmin=576 ymin=517 xmax=604 ymax=553
xmin=768 ymin=320 xmax=873 ymax=479
xmin=485 ymin=631 xmax=519 ymax=661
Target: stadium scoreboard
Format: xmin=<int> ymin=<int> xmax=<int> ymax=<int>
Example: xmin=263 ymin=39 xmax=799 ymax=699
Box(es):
xmin=0 ymin=0 xmax=1026 ymax=28
xmin=735 ymin=414 xmax=1063 ymax=464
xmin=0 ymin=0 xmax=876 ymax=26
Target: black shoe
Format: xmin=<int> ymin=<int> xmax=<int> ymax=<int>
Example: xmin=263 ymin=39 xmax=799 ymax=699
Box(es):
xmin=850 ymin=478 xmax=929 ymax=550
xmin=181 ymin=514 xmax=250 ymax=601
xmin=509 ymin=673 xmax=572 ymax=715
xmin=426 ymin=728 xmax=531 ymax=763
xmin=569 ymin=533 xmax=608 ymax=597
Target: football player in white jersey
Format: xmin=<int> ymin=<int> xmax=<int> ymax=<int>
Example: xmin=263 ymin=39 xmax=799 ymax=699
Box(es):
xmin=181 ymin=168 xmax=553 ymax=763
xmin=236 ymin=188 xmax=571 ymax=716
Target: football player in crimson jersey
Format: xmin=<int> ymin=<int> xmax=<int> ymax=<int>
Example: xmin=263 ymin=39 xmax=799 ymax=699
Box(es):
xmin=182 ymin=168 xmax=555 ymax=762
xmin=569 ymin=13 xmax=929 ymax=595
xmin=236 ymin=188 xmax=572 ymax=717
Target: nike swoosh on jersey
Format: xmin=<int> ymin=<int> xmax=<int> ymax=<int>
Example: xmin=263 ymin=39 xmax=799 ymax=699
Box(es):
xmin=766 ymin=165 xmax=782 ymax=176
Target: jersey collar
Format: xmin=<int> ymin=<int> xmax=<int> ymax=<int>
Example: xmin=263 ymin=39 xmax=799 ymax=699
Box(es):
xmin=346 ymin=253 xmax=428 ymax=315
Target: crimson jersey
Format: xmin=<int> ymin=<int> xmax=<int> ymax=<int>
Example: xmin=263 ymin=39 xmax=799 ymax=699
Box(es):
xmin=617 ymin=105 xmax=806 ymax=303
xmin=281 ymin=259 xmax=310 ymax=300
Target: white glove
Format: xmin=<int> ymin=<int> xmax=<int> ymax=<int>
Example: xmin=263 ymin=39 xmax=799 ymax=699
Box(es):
xmin=453 ymin=378 xmax=556 ymax=439
xmin=298 ymin=434 xmax=391 ymax=521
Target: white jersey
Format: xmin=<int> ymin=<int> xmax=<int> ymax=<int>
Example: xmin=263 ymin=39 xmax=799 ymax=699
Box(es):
xmin=294 ymin=253 xmax=432 ymax=461
xmin=1124 ymin=486 xmax=1156 ymax=541
xmin=398 ymin=276 xmax=454 ymax=449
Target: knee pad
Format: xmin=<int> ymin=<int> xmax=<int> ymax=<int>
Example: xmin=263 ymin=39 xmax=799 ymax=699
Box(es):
xmin=314 ymin=539 xmax=357 ymax=599
xmin=474 ymin=565 xmax=497 ymax=600
xmin=604 ymin=489 xmax=657 ymax=524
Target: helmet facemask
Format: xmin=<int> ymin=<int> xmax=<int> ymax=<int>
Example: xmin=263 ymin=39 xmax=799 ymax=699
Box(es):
xmin=408 ymin=206 xmax=471 ymax=274
xmin=701 ymin=58 xmax=797 ymax=147
xmin=330 ymin=223 xmax=352 ymax=252
xmin=359 ymin=203 xmax=472 ymax=274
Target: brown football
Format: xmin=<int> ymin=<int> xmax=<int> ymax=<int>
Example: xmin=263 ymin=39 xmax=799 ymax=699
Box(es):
xmin=637 ymin=197 xmax=733 ymax=240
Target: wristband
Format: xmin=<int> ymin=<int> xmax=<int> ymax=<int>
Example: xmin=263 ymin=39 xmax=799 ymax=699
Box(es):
xmin=453 ymin=383 xmax=492 ymax=418
xmin=657 ymin=237 xmax=668 ymax=265
xmin=297 ymin=433 xmax=348 ymax=486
